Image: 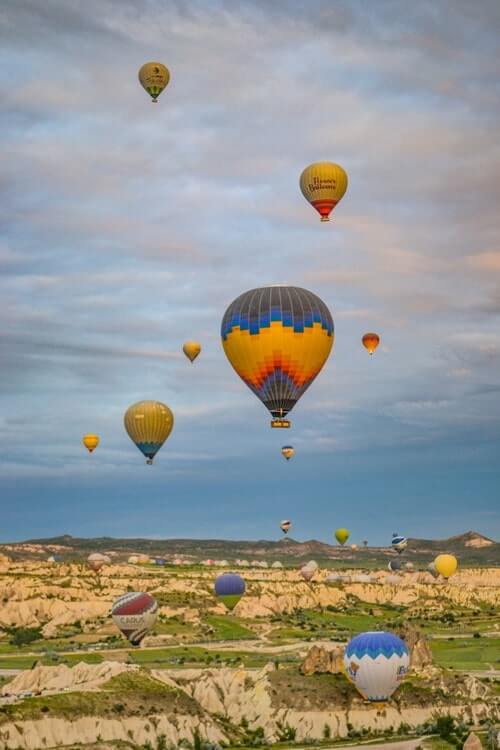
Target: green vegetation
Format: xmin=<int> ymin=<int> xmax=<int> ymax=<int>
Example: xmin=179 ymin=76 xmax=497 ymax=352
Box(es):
xmin=0 ymin=670 xmax=200 ymax=725
xmin=431 ymin=637 xmax=500 ymax=670
xmin=129 ymin=645 xmax=288 ymax=669
xmin=202 ymin=615 xmax=257 ymax=641
xmin=268 ymin=666 xmax=357 ymax=710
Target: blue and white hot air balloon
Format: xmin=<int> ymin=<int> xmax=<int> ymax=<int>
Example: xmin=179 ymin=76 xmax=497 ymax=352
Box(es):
xmin=391 ymin=535 xmax=408 ymax=554
xmin=344 ymin=632 xmax=409 ymax=702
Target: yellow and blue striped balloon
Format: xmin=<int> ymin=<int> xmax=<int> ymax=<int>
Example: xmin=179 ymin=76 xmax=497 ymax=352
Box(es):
xmin=124 ymin=401 xmax=174 ymax=464
xmin=221 ymin=286 xmax=334 ymax=427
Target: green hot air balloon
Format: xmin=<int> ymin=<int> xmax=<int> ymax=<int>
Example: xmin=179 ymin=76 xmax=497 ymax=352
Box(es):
xmin=335 ymin=528 xmax=350 ymax=546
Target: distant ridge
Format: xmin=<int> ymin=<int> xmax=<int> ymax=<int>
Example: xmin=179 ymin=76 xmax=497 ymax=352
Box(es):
xmin=1 ymin=530 xmax=498 ymax=566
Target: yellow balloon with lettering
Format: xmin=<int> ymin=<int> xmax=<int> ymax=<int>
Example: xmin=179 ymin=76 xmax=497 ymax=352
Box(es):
xmin=138 ymin=62 xmax=170 ymax=102
xmin=300 ymin=162 xmax=348 ymax=222
xmin=124 ymin=401 xmax=174 ymax=464
xmin=83 ymin=434 xmax=99 ymax=453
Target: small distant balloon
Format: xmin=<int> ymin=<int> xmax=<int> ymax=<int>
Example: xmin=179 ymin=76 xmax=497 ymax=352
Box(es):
xmin=300 ymin=162 xmax=348 ymax=222
xmin=138 ymin=62 xmax=170 ymax=102
xmin=335 ymin=528 xmax=350 ymax=546
xmin=300 ymin=565 xmax=315 ymax=582
xmin=434 ymin=554 xmax=458 ymax=580
xmin=391 ymin=535 xmax=408 ymax=554
xmin=362 ymin=333 xmax=380 ymax=356
xmin=344 ymin=632 xmax=409 ymax=702
xmin=281 ymin=446 xmax=295 ymax=461
xmin=214 ymin=573 xmax=245 ymax=611
xmin=88 ymin=553 xmax=107 ymax=572
xmin=351 ymin=543 xmax=358 ymax=551
xmin=280 ymin=520 xmax=292 ymax=535
xmin=183 ymin=341 xmax=201 ymax=363
xmin=83 ymin=434 xmax=99 ymax=453
xmin=111 ymin=592 xmax=158 ymax=645
xmin=427 ymin=561 xmax=439 ymax=579
xmin=388 ymin=559 xmax=402 ymax=573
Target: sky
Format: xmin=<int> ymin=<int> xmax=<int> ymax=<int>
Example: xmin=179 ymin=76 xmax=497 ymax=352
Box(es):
xmin=1 ymin=0 xmax=499 ymax=544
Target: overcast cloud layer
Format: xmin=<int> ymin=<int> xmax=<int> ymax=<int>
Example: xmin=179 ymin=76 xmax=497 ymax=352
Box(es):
xmin=1 ymin=0 xmax=499 ymax=543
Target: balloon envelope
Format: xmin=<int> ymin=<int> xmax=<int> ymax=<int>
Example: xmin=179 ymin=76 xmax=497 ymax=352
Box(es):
xmin=124 ymin=401 xmax=174 ymax=464
xmin=221 ymin=286 xmax=334 ymax=427
xmin=138 ymin=62 xmax=170 ymax=102
xmin=434 ymin=554 xmax=458 ymax=579
xmin=300 ymin=566 xmax=315 ymax=582
xmin=300 ymin=162 xmax=348 ymax=222
xmin=344 ymin=631 xmax=409 ymax=701
xmin=388 ymin=559 xmax=402 ymax=572
xmin=214 ymin=573 xmax=245 ymax=610
xmin=280 ymin=520 xmax=292 ymax=534
xmin=183 ymin=341 xmax=201 ymax=363
xmin=281 ymin=446 xmax=295 ymax=461
xmin=362 ymin=333 xmax=380 ymax=355
xmin=83 ymin=434 xmax=99 ymax=453
xmin=391 ymin=536 xmax=408 ymax=554
xmin=335 ymin=528 xmax=350 ymax=545
xmin=87 ymin=553 xmax=107 ymax=572
xmin=112 ymin=592 xmax=158 ymax=645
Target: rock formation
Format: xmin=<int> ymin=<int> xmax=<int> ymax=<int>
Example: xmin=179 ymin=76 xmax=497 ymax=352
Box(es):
xmin=300 ymin=644 xmax=344 ymax=675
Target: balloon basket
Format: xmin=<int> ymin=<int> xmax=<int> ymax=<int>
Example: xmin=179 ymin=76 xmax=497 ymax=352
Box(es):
xmin=271 ymin=419 xmax=291 ymax=428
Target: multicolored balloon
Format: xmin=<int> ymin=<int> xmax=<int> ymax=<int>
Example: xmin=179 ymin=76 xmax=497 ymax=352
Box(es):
xmin=335 ymin=528 xmax=350 ymax=546
xmin=280 ymin=520 xmax=292 ymax=535
xmin=111 ymin=592 xmax=158 ymax=645
xmin=300 ymin=162 xmax=348 ymax=222
xmin=138 ymin=62 xmax=170 ymax=102
xmin=214 ymin=573 xmax=245 ymax=611
xmin=391 ymin=535 xmax=408 ymax=554
xmin=362 ymin=333 xmax=380 ymax=355
xmin=434 ymin=554 xmax=458 ymax=580
xmin=82 ymin=434 xmax=99 ymax=453
xmin=183 ymin=341 xmax=201 ymax=363
xmin=344 ymin=631 xmax=409 ymax=702
xmin=221 ymin=286 xmax=334 ymax=428
xmin=124 ymin=401 xmax=174 ymax=464
xmin=281 ymin=446 xmax=295 ymax=461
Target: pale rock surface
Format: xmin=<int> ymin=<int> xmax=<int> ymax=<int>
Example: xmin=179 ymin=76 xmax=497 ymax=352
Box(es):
xmin=1 ymin=660 xmax=133 ymax=696
xmin=300 ymin=644 xmax=344 ymax=675
xmin=463 ymin=732 xmax=483 ymax=750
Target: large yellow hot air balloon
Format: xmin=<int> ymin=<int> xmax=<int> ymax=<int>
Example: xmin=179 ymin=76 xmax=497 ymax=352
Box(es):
xmin=124 ymin=401 xmax=174 ymax=464
xmin=300 ymin=162 xmax=348 ymax=222
xmin=335 ymin=528 xmax=350 ymax=546
xmin=434 ymin=554 xmax=458 ymax=580
xmin=83 ymin=434 xmax=99 ymax=453
xmin=362 ymin=333 xmax=380 ymax=356
xmin=221 ymin=286 xmax=334 ymax=428
xmin=183 ymin=341 xmax=201 ymax=363
xmin=138 ymin=62 xmax=170 ymax=103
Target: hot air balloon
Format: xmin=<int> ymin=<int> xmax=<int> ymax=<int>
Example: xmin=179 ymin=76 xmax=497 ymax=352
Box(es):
xmin=388 ymin=559 xmax=402 ymax=573
xmin=183 ymin=341 xmax=201 ymax=363
xmin=434 ymin=554 xmax=458 ymax=580
xmin=124 ymin=401 xmax=174 ymax=464
xmin=427 ymin=561 xmax=439 ymax=579
xmin=300 ymin=162 xmax=348 ymax=222
xmin=391 ymin=535 xmax=407 ymax=554
xmin=280 ymin=520 xmax=292 ymax=535
xmin=87 ymin=553 xmax=107 ymax=572
xmin=304 ymin=560 xmax=318 ymax=572
xmin=82 ymin=434 xmax=99 ymax=453
xmin=281 ymin=446 xmax=295 ymax=461
xmin=362 ymin=333 xmax=380 ymax=356
xmin=351 ymin=543 xmax=358 ymax=551
xmin=221 ymin=286 xmax=334 ymax=428
xmin=404 ymin=562 xmax=414 ymax=571
xmin=138 ymin=62 xmax=170 ymax=102
xmin=300 ymin=565 xmax=315 ymax=582
xmin=335 ymin=528 xmax=350 ymax=546
xmin=214 ymin=573 xmax=245 ymax=611
xmin=344 ymin=632 xmax=409 ymax=702
xmin=111 ymin=592 xmax=158 ymax=645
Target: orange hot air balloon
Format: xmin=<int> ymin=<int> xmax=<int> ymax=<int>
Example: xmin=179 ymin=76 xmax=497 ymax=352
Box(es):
xmin=362 ymin=333 xmax=380 ymax=356
xmin=83 ymin=434 xmax=99 ymax=453
xmin=183 ymin=341 xmax=201 ymax=363
xmin=300 ymin=162 xmax=348 ymax=222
